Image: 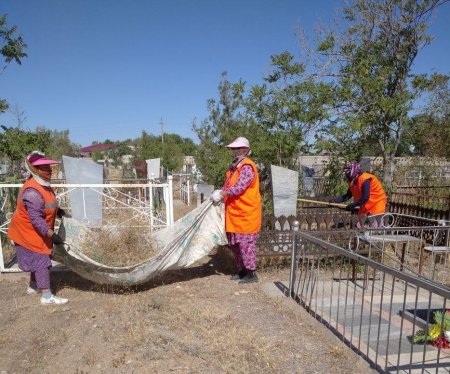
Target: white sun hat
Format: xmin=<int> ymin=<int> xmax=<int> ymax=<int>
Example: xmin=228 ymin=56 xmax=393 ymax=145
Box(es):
xmin=226 ymin=137 xmax=250 ymax=148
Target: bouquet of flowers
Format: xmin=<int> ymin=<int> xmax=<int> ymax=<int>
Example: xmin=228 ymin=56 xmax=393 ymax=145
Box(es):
xmin=413 ymin=310 xmax=450 ymax=349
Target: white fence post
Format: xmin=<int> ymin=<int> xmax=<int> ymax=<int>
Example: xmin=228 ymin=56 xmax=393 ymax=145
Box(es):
xmin=149 ymin=180 xmax=154 ymax=229
xmin=187 ymin=179 xmax=190 ymax=207
xmin=0 ymin=238 xmax=5 ymax=271
xmin=167 ymin=175 xmax=174 ymax=225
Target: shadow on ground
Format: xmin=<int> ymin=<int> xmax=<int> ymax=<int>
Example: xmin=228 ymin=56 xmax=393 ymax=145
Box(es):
xmin=51 ymin=245 xmax=237 ymax=295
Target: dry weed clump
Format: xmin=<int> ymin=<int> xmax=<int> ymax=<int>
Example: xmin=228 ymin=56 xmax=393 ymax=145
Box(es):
xmin=80 ymin=226 xmax=159 ymax=266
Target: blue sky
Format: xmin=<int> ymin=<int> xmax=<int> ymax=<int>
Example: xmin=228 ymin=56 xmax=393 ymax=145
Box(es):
xmin=1 ymin=1 xmax=449 ymax=147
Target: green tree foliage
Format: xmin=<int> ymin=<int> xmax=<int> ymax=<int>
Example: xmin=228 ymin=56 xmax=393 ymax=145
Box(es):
xmin=193 ymin=72 xmax=248 ymax=187
xmin=0 ymin=15 xmax=27 ymax=113
xmin=0 ymin=126 xmax=50 ymax=162
xmin=91 ymin=150 xmax=103 ymax=162
xmin=40 ymin=128 xmax=80 ymax=160
xmin=0 ymin=125 xmax=50 ymax=178
xmin=246 ymin=52 xmax=331 ymax=168
xmin=313 ymin=0 xmax=448 ymax=186
xmin=194 ymin=63 xmax=328 ymax=188
xmin=135 ymin=131 xmax=197 ymax=174
xmin=108 ymin=142 xmax=133 ymax=166
xmin=406 ymin=77 xmax=450 ymax=158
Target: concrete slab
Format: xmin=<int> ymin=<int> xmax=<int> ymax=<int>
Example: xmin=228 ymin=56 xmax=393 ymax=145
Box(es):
xmin=260 ymin=280 xmax=290 ymax=298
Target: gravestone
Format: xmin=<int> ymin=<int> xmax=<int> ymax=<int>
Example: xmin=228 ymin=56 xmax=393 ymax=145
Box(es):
xmin=271 ymin=165 xmax=298 ymax=230
xmin=360 ymin=157 xmax=372 ymax=172
xmin=62 ymin=156 xmax=103 ymax=227
xmin=146 ymin=158 xmax=160 ymax=180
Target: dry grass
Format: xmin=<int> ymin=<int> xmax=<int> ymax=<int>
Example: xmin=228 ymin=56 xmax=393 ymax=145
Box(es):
xmin=0 ymin=201 xmax=373 ymax=373
xmin=173 ymin=199 xmax=197 ymax=221
xmin=79 ymin=226 xmax=158 ymax=266
xmin=0 ymin=249 xmax=372 ymax=374
xmin=76 ymin=198 xmax=197 ymax=267
xmin=258 ymin=255 xmax=291 ymax=269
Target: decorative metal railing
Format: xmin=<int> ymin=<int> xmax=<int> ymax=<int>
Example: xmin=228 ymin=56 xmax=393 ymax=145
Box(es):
xmin=257 ymin=194 xmax=450 ymax=257
xmin=390 ymin=192 xmax=450 ymax=221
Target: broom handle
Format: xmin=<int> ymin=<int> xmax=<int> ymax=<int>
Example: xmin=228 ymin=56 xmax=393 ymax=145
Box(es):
xmin=297 ymin=198 xmax=347 ymax=209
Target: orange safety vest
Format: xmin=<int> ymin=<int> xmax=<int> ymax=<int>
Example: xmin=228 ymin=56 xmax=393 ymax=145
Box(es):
xmin=223 ymin=158 xmax=262 ymax=234
xmin=7 ymin=178 xmax=58 ymax=255
xmin=349 ymin=172 xmax=387 ymax=216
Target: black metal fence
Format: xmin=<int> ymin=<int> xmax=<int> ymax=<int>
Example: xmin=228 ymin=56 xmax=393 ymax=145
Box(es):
xmin=289 ymin=224 xmax=450 ymax=373
xmin=298 ymin=175 xmax=450 ymax=221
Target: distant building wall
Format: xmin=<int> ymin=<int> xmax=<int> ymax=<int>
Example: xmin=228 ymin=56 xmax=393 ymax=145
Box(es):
xmin=297 ymin=155 xmax=450 ymax=178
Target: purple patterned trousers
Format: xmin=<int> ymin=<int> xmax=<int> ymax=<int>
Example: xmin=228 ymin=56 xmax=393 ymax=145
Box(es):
xmin=226 ymin=232 xmax=259 ymax=271
xmin=16 ymin=245 xmax=51 ymax=289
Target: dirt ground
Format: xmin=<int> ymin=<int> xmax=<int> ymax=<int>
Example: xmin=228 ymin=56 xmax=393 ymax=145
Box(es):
xmin=0 ymin=246 xmax=377 ymax=374
xmin=0 ymin=199 xmax=376 ymax=373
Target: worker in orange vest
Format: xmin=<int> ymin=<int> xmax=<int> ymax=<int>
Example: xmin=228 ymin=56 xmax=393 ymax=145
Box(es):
xmin=8 ymin=151 xmax=69 ymax=305
xmin=333 ymin=161 xmax=387 ymax=217
xmin=210 ymin=137 xmax=262 ymax=284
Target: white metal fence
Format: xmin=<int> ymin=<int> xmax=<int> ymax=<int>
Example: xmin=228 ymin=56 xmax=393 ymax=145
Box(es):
xmin=172 ymin=173 xmax=192 ymax=206
xmin=0 ymin=178 xmax=173 ymax=272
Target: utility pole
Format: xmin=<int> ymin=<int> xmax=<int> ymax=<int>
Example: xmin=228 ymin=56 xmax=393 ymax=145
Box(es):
xmin=160 ymin=117 xmax=164 ymax=144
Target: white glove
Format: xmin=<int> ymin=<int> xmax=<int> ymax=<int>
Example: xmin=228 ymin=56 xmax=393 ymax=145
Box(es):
xmin=210 ymin=190 xmax=223 ymax=204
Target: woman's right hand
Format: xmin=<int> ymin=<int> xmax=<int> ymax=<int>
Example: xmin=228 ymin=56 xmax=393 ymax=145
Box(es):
xmin=210 ymin=190 xmax=223 ymax=204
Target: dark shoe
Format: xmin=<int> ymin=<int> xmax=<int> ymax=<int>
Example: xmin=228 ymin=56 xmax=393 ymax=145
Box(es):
xmin=230 ymin=269 xmax=247 ymax=280
xmin=238 ymin=271 xmax=258 ymax=284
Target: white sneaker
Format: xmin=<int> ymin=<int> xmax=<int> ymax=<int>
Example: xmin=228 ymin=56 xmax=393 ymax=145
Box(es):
xmin=26 ymin=285 xmax=38 ymax=295
xmin=40 ymin=295 xmax=69 ymax=305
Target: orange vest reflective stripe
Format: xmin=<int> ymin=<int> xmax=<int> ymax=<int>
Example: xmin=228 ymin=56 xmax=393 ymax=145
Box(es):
xmin=224 ymin=158 xmax=262 ymax=234
xmin=7 ymin=178 xmax=58 ymax=255
xmin=349 ymin=172 xmax=387 ymax=215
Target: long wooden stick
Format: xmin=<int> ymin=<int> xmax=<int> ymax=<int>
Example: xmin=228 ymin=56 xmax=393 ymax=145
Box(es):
xmin=297 ymin=198 xmax=346 ymax=209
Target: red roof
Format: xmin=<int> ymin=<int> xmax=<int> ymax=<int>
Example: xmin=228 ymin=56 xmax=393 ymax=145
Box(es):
xmin=80 ymin=143 xmax=117 ymax=153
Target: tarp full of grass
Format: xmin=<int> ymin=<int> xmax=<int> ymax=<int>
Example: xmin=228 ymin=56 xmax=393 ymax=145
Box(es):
xmin=53 ymin=201 xmax=227 ymax=285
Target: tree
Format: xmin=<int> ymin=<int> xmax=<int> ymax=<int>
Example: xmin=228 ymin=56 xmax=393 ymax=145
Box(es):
xmin=245 ymin=52 xmax=330 ymax=168
xmin=109 ymin=142 xmax=133 ymax=167
xmin=193 ymin=72 xmax=248 ymax=187
xmin=194 ymin=60 xmax=330 ymax=189
xmin=135 ymin=131 xmax=194 ymax=174
xmin=91 ymin=150 xmax=103 ymax=162
xmin=0 ymin=15 xmax=27 ymax=113
xmin=406 ymin=76 xmax=450 ymax=157
xmin=41 ymin=128 xmax=80 ymax=160
xmin=312 ymin=0 xmax=449 ymax=186
xmin=0 ymin=125 xmax=51 ymax=178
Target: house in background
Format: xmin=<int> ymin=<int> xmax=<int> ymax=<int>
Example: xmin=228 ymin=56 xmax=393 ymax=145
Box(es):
xmin=79 ymin=143 xmax=117 ymax=158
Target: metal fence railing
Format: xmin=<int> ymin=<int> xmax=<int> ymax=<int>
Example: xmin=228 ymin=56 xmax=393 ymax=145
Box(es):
xmin=289 ymin=223 xmax=450 ymax=373
xmin=389 ymin=192 xmax=450 ymax=221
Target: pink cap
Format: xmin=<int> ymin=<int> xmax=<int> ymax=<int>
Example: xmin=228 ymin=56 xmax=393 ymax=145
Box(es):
xmin=226 ymin=137 xmax=250 ymax=148
xmin=28 ymin=153 xmax=60 ymax=166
